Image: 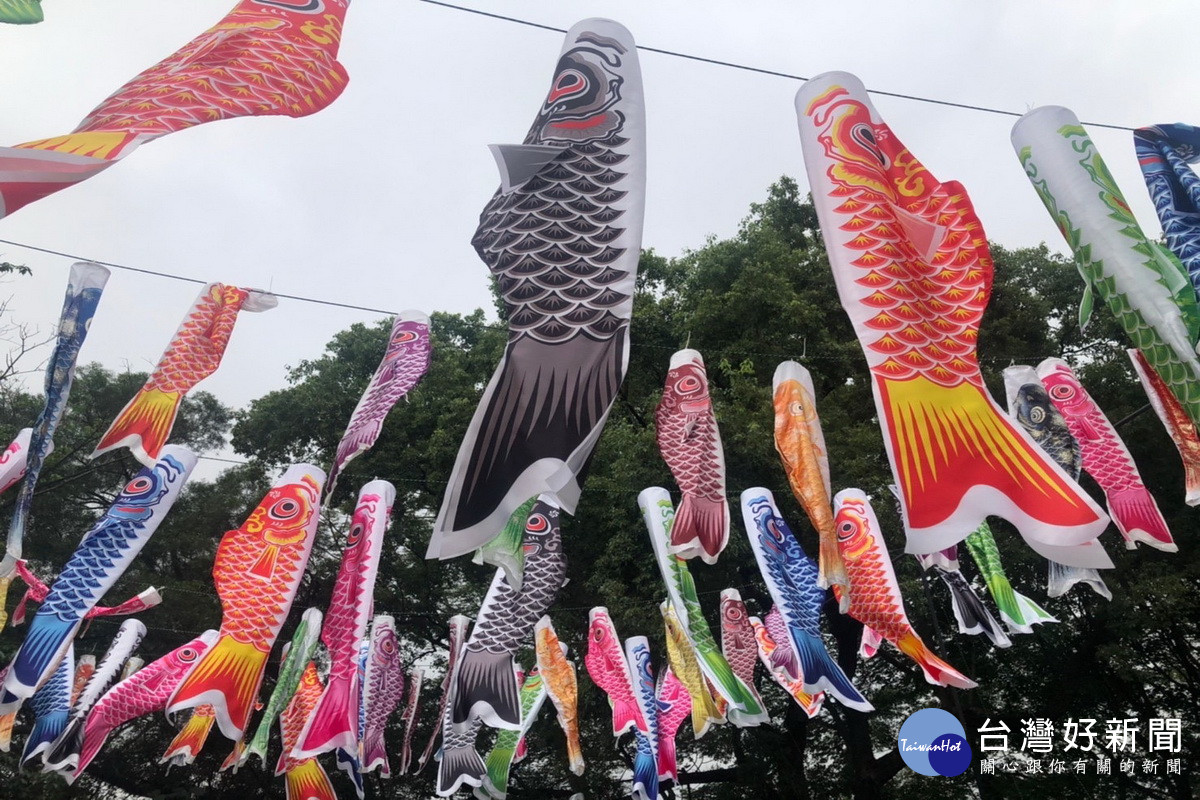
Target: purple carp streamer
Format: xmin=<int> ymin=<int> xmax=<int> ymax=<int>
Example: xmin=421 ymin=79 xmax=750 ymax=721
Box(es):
xmin=429 ymin=19 xmax=646 ymax=559
xmin=2 ymin=263 xmax=109 ymax=602
xmin=327 ymin=312 xmax=431 ymax=497
xmin=361 ymin=616 xmax=405 ymax=777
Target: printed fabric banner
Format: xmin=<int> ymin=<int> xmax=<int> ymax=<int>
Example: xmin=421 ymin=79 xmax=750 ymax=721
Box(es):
xmin=428 ymin=18 xmax=646 ymax=559
xmin=0 ymin=0 xmax=351 ymax=220
xmin=795 ymin=72 xmax=1108 ymax=557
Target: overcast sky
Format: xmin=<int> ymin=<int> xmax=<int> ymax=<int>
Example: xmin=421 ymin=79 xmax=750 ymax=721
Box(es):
xmin=0 ymin=1 xmax=1194 ymax=475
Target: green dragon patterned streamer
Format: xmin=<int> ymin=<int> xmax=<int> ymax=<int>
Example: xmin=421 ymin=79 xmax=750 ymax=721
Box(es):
xmin=1012 ymin=106 xmax=1200 ymax=426
xmin=638 ymin=487 xmax=767 ymax=726
xmin=473 ymin=498 xmax=537 ymax=592
xmin=476 ymin=668 xmax=547 ymax=800
xmin=964 ymin=523 xmax=1056 ymax=635
xmin=241 ymin=607 xmax=322 ymax=768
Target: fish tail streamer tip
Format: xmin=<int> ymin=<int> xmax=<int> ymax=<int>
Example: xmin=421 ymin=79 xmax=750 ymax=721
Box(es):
xmin=160 ymin=712 xmax=213 ymax=764
xmin=1183 ymin=462 xmax=1200 ymax=506
xmin=611 ymin=698 xmax=643 ymax=736
xmin=1108 ymin=487 xmax=1177 ymax=552
xmin=1011 ymin=591 xmax=1057 ymax=628
xmin=859 ymin=627 xmax=883 ymax=659
xmin=285 ymin=759 xmax=337 ymax=800
xmin=362 ymin=733 xmax=389 ymax=777
xmin=91 ymin=387 xmax=181 ymax=465
xmin=75 ymin=720 xmax=114 ymax=777
xmin=5 ymin=614 xmax=77 ymax=697
xmin=656 ymin=736 xmax=677 ymax=781
xmin=879 ymin=377 xmax=1107 ymax=547
xmin=293 ymin=679 xmax=356 ymax=759
xmin=167 ymin=636 xmax=269 ymax=740
xmin=632 ymin=750 xmax=659 ymax=800
xmin=437 ymin=745 xmax=487 ymax=796
xmin=670 ymin=494 xmax=729 ymax=564
xmin=792 ymin=629 xmax=873 ymax=712
xmin=894 ymin=632 xmax=977 ymax=690
xmin=452 ymin=650 xmax=521 ymax=731
xmin=22 ymin=712 xmax=69 ymax=767
xmin=41 ymin=715 xmax=82 ymax=772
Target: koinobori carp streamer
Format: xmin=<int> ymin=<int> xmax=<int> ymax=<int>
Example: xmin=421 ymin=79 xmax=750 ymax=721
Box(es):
xmin=429 ymin=18 xmax=646 ymax=560
xmin=796 ymin=72 xmax=1108 ymax=558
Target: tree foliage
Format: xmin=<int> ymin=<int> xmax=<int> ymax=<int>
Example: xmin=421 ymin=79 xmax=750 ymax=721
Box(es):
xmin=0 ymin=180 xmax=1196 ymax=799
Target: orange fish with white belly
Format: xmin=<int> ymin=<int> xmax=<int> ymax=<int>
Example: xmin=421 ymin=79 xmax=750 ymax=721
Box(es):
xmin=167 ymin=464 xmax=324 ymax=740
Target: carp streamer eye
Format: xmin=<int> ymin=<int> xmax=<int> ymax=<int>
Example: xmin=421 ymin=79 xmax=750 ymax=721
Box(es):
xmin=178 ymin=648 xmax=199 ymax=663
xmin=675 ymin=375 xmax=702 ymax=394
xmin=766 ymin=518 xmax=786 ymax=543
xmin=851 ymin=122 xmax=887 ymax=167
xmin=789 ymin=400 xmax=805 ymax=416
xmin=123 ymin=475 xmax=155 ymax=495
xmin=269 ymin=497 xmax=302 ymax=520
xmin=381 ymin=637 xmax=397 ymax=655
xmin=526 ymin=513 xmax=549 ymax=533
xmin=838 ymin=520 xmax=857 ymax=538
xmin=346 ymin=522 xmax=365 ymax=546
xmin=1029 ymin=406 xmax=1046 ymax=424
xmin=394 ymin=330 xmax=417 ymax=343
xmin=1049 ymin=383 xmax=1075 ymax=401
xmin=548 ymin=70 xmax=587 ymax=104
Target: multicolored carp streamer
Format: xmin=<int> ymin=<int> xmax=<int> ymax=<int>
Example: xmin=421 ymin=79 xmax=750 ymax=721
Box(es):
xmin=963 ymin=523 xmax=1056 ymax=635
xmin=276 ymin=661 xmax=336 ymax=800
xmin=624 ymin=636 xmax=660 ymax=800
xmin=160 ymin=705 xmax=216 ymax=766
xmin=72 ymin=631 xmax=218 ymax=779
xmin=639 ymin=487 xmax=767 ymax=726
xmin=773 ymin=360 xmax=848 ymax=603
xmin=750 ymin=613 xmax=824 ymax=717
xmin=44 ymin=618 xmax=145 ymax=773
xmin=796 ymin=73 xmax=1108 ymax=558
xmin=739 ymin=488 xmax=871 ymax=710
xmin=585 ymin=607 xmax=647 ymax=737
xmin=2 ymin=447 xmax=195 ymax=708
xmin=21 ymin=644 xmax=71 ymax=769
xmin=1127 ymin=349 xmax=1200 ymax=506
xmin=167 ymin=463 xmax=324 ymax=740
xmin=429 ymin=19 xmax=646 ymax=560
xmin=478 ymin=666 xmax=547 ymax=800
xmin=0 ymin=1 xmax=350 ymax=220
xmin=0 ymin=428 xmax=32 ymax=495
xmin=1134 ymin=123 xmax=1200 ymax=297
xmin=453 ymin=500 xmax=564 ymax=731
xmin=243 ymin=607 xmax=322 ymax=769
xmin=831 ymin=490 xmax=975 ymax=689
xmin=1001 ymin=366 xmax=1114 ymax=598
xmin=398 ymin=666 xmax=424 ymax=776
xmin=417 ymin=614 xmax=471 ymax=771
xmin=473 ymin=498 xmax=537 ymax=593
xmin=717 ymin=589 xmax=768 ymax=712
xmin=655 ymin=349 xmax=730 ymax=563
xmin=913 ymin=548 xmax=1012 ymax=648
xmin=2 ymin=263 xmax=109 ymax=596
xmin=0 ymin=0 xmax=42 ymax=24
xmin=1038 ymin=358 xmax=1176 ymax=552
xmin=361 ymin=616 xmax=405 ymax=776
xmin=327 ymin=311 xmax=432 ymax=496
xmin=294 ymin=480 xmax=394 ymax=759
xmin=534 ymin=617 xmax=584 ymax=775
xmin=660 ymin=601 xmax=723 ymax=738
xmin=655 ymin=666 xmax=691 ymax=783
xmin=1014 ymin=107 xmax=1200 ymax=427
xmin=92 ymin=285 xmax=276 ymax=466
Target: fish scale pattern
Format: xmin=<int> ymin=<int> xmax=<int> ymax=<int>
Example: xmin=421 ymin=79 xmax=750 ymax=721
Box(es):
xmin=718 ymin=590 xmax=759 ymax=689
xmin=362 ymin=620 xmax=404 ymax=774
xmin=143 ymin=286 xmax=248 ymax=394
xmin=70 ymin=9 xmax=348 ymax=140
xmin=463 ymin=504 xmax=564 ymax=657
xmin=473 ymin=142 xmax=631 ymax=346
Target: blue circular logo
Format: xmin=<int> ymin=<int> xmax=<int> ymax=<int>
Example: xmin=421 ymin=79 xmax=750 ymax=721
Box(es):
xmin=897 ymin=708 xmax=972 ymax=776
